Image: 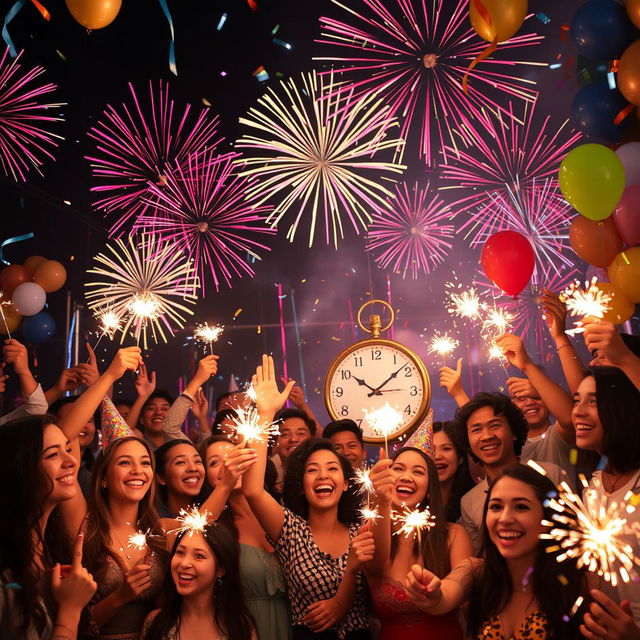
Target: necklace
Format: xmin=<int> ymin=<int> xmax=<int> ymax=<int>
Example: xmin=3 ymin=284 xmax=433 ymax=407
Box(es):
xmin=111 ymin=522 xmax=135 ymax=560
xmin=602 ymin=470 xmax=628 ymax=494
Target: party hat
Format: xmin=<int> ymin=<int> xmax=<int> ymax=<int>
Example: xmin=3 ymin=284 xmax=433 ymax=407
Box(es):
xmin=101 ymin=395 xmax=135 ymax=449
xmin=228 ymin=374 xmax=240 ymax=392
xmin=402 ymin=409 xmax=434 ymax=459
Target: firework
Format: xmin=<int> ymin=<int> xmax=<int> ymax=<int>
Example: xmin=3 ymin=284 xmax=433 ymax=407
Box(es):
xmin=441 ymin=102 xmax=582 ymax=218
xmin=446 ymin=285 xmax=486 ymax=320
xmin=427 ymin=332 xmax=459 ymax=360
xmin=0 ymin=49 xmax=64 ymax=181
xmin=194 ymin=322 xmax=224 ymax=354
xmin=236 ymin=70 xmax=405 ymax=248
xmin=360 ymin=506 xmax=381 ymax=522
xmin=366 ymin=182 xmax=454 ymax=279
xmin=87 ymin=81 xmax=222 ymax=236
xmin=316 ymin=0 xmax=543 ymax=165
xmin=364 ymin=402 xmax=403 ymax=457
xmin=230 ymin=405 xmax=280 ymax=445
xmin=540 ymin=476 xmax=640 ymax=587
xmin=560 ymin=278 xmax=612 ymax=336
xmin=138 ymin=150 xmax=275 ymax=293
xmin=172 ymin=506 xmax=211 ymax=537
xmin=85 ymin=234 xmax=199 ymax=349
xmin=127 ymin=529 xmax=151 ymax=551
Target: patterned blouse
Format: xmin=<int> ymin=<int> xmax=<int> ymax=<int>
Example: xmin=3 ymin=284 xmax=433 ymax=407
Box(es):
xmin=268 ymin=508 xmax=369 ymax=639
xmin=477 ymin=610 xmax=549 ymax=639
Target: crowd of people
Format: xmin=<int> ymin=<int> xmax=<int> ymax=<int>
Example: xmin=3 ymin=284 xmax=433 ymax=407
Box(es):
xmin=1 ymin=291 xmax=640 ymax=640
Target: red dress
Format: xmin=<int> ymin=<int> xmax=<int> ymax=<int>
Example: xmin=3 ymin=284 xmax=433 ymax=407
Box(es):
xmin=369 ymin=576 xmax=464 ymax=640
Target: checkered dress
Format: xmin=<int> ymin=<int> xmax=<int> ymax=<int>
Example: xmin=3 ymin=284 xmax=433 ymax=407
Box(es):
xmin=269 ymin=508 xmax=370 ymax=639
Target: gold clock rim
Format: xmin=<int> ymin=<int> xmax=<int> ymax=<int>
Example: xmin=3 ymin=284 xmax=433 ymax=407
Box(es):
xmin=323 ymin=338 xmax=431 ymax=445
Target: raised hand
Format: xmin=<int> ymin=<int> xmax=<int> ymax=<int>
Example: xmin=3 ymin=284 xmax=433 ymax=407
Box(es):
xmin=222 ymin=443 xmax=258 ymax=488
xmin=541 ymin=290 xmax=567 ymax=341
xmin=134 ymin=362 xmax=156 ymax=399
xmin=193 ymin=355 xmax=219 ymax=386
xmin=439 ymin=357 xmax=463 ymax=396
xmin=115 ymin=563 xmax=152 ymax=603
xmin=281 ymin=376 xmax=307 ymax=408
xmin=75 ymin=343 xmax=100 ymax=387
xmin=191 ymin=388 xmax=209 ymax=426
xmin=2 ymin=338 xmax=30 ymax=375
xmin=404 ymin=564 xmax=442 ymax=606
xmin=106 ymin=347 xmax=144 ymax=382
xmin=495 ymin=334 xmax=531 ymax=371
xmin=51 ymin=532 xmax=97 ymax=614
xmin=369 ymin=448 xmax=394 ymax=506
xmin=506 ymin=376 xmax=537 ymax=399
xmin=580 ymin=590 xmax=640 ymax=640
xmin=253 ymin=355 xmax=295 ymax=417
xmin=55 ymin=367 xmax=82 ymax=395
xmin=583 ymin=321 xmax=635 ymax=368
xmin=349 ymin=523 xmax=375 ymax=568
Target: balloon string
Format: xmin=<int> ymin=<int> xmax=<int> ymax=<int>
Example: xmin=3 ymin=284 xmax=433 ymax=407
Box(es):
xmin=0 ymin=232 xmax=34 ymax=266
xmin=462 ymin=39 xmax=497 ymax=96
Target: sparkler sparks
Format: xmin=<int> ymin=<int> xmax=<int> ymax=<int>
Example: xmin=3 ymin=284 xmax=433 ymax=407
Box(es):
xmin=236 ymin=70 xmax=405 ymax=247
xmin=364 ymin=402 xmax=403 ymax=457
xmin=244 ymin=382 xmax=257 ymax=403
xmin=540 ymin=476 xmax=640 ymax=587
xmin=0 ymin=49 xmax=64 ymax=181
xmin=127 ymin=529 xmax=151 ymax=551
xmin=446 ymin=285 xmax=486 ymax=320
xmin=354 ymin=466 xmax=374 ymax=496
xmin=483 ymin=307 xmax=516 ymax=336
xmin=392 ymin=504 xmax=436 ymax=538
xmin=194 ymin=323 xmax=223 ymax=353
xmin=97 ymin=308 xmax=123 ymax=339
xmin=87 ymin=81 xmax=223 ymax=236
xmin=85 ymin=234 xmax=199 ymax=349
xmin=366 ymin=182 xmax=454 ymax=279
xmin=560 ymin=278 xmax=612 ymax=335
xmin=488 ymin=342 xmax=506 ymax=361
xmin=427 ymin=332 xmax=459 ymax=359
xmin=360 ymin=506 xmax=381 ymax=522
xmin=316 ymin=0 xmax=543 ymax=165
xmin=230 ymin=405 xmax=280 ymax=445
xmin=173 ymin=506 xmax=212 ymax=537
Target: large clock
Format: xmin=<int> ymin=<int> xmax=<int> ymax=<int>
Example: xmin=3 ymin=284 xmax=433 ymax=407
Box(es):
xmin=324 ymin=301 xmax=431 ymax=444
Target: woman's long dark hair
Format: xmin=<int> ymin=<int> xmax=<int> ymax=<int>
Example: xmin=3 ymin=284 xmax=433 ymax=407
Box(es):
xmin=467 ymin=464 xmax=587 ymax=639
xmin=389 ymin=447 xmax=450 ymax=578
xmin=433 ymin=421 xmax=474 ymax=523
xmin=0 ymin=415 xmax=71 ymax=637
xmin=283 ymin=437 xmax=360 ymax=525
xmin=142 ymin=523 xmax=255 ymax=640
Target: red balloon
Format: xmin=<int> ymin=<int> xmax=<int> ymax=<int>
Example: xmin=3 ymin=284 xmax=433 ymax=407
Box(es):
xmin=481 ymin=230 xmax=535 ymax=297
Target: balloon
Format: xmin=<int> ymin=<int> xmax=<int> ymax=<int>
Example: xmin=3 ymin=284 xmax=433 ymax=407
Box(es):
xmin=617 ymin=40 xmax=640 ymax=106
xmin=570 ymin=0 xmax=638 ymax=61
xmin=481 ymin=230 xmax=534 ymax=297
xmin=469 ymin=0 xmax=527 ymax=43
xmin=33 ymin=260 xmax=66 ymax=293
xmin=559 ymin=144 xmax=625 ymax=220
xmin=0 ymin=301 xmax=22 ymax=334
xmin=23 ymin=255 xmax=47 ymax=277
xmin=571 ymin=82 xmax=632 ymax=143
xmin=613 ymin=184 xmax=640 ymax=245
xmin=591 ymin=281 xmax=635 ymax=324
xmin=0 ymin=264 xmax=29 ymax=297
xmin=21 ymin=312 xmax=55 ymax=344
xmin=569 ymin=215 xmax=623 ymax=267
xmin=65 ymin=0 xmax=122 ymax=30
xmin=615 ymin=142 xmax=640 ymax=187
xmin=628 ymin=0 xmax=640 ymax=29
xmin=12 ymin=282 xmax=46 ymax=316
xmin=608 ymin=247 xmax=640 ymax=302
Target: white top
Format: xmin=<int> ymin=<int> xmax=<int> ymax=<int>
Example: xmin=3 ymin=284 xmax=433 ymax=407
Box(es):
xmin=521 ymin=421 xmax=574 ymax=489
xmin=0 ymin=384 xmax=48 ymax=427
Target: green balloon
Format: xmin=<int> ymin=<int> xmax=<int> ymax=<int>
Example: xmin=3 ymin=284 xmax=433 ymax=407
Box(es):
xmin=558 ymin=143 xmax=625 ymax=221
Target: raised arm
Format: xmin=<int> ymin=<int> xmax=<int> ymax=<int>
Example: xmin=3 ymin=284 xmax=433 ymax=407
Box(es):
xmin=2 ymin=338 xmax=39 ymax=397
xmin=241 ymin=355 xmax=294 ymax=543
xmin=281 ymin=377 xmax=322 ymax=435
xmin=497 ymin=333 xmax=575 ymax=443
xmin=439 ymin=358 xmax=470 ymax=408
xmin=124 ymin=362 xmax=156 ymax=433
xmin=366 ymin=450 xmax=394 ymax=576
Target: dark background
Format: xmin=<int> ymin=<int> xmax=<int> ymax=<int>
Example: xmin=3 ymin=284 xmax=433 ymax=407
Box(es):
xmin=1 ymin=0 xmax=633 ymax=422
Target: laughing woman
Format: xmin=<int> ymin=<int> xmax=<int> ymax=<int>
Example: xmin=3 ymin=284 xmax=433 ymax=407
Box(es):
xmin=242 ymin=356 xmax=375 ymax=640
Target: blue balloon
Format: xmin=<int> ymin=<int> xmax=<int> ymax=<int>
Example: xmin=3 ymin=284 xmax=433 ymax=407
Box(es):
xmin=571 ymin=81 xmax=633 ymax=143
xmin=21 ymin=312 xmax=56 ymax=344
xmin=570 ymin=0 xmax=638 ymax=61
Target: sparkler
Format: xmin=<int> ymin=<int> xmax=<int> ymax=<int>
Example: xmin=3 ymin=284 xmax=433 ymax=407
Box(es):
xmin=366 ymin=182 xmax=454 ymax=279
xmin=138 ymin=150 xmax=275 ymax=293
xmin=229 ymin=405 xmax=280 ymax=445
xmin=540 ymin=475 xmax=640 ymax=587
xmin=0 ymin=293 xmax=14 ymax=338
xmin=392 ymin=504 xmax=436 ymax=566
xmin=0 ymin=49 xmax=64 ymax=181
xmin=364 ymin=402 xmax=403 ymax=457
xmin=194 ymin=323 xmax=224 ymax=354
xmin=559 ymin=278 xmax=612 ymax=336
xmin=236 ymin=70 xmax=405 ymax=248
xmin=427 ymin=332 xmax=459 ymax=364
xmin=354 ymin=466 xmax=374 ymax=497
xmin=87 ymin=80 xmax=223 ymax=236
xmin=483 ymin=307 xmax=516 ymax=337
xmin=446 ymin=285 xmax=486 ymax=320
xmin=85 ymin=234 xmax=199 ymax=349
xmin=359 ymin=506 xmax=381 ymax=522
xmin=127 ymin=529 xmax=151 ymax=551
xmin=172 ymin=506 xmax=212 ymax=537
xmin=316 ymin=0 xmax=543 ymax=165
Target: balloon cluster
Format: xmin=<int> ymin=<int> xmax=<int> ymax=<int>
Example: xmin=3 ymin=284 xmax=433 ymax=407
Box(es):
xmin=0 ymin=256 xmax=66 ymax=343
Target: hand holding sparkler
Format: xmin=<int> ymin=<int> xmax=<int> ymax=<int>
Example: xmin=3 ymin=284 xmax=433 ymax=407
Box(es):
xmin=183 ymin=355 xmax=219 ymax=399
xmin=348 ymin=523 xmax=375 ymax=568
xmin=114 ymin=563 xmax=153 ymax=603
xmin=364 ymin=403 xmax=403 ymax=457
xmin=560 ymin=278 xmax=612 ymax=336
xmin=222 ymin=443 xmax=258 ymax=489
xmin=75 ymin=343 xmax=100 ymax=387
xmin=580 ymin=590 xmax=640 ymax=640
xmin=583 ymin=321 xmax=636 ymax=369
xmin=252 ymin=354 xmax=295 ymax=419
xmin=368 ymin=450 xmax=394 ymax=506
xmin=105 ymin=347 xmax=144 ymax=382
xmin=404 ymin=565 xmax=443 ymax=607
xmin=194 ymin=323 xmax=223 ymax=355
xmin=495 ymin=334 xmax=531 ymax=372
xmin=540 ymin=290 xmax=567 ymax=342
xmin=134 ymin=362 xmax=157 ymax=400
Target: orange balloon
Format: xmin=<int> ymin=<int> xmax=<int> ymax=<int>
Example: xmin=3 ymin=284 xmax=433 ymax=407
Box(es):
xmin=23 ymin=255 xmax=47 ymax=277
xmin=0 ymin=264 xmax=29 ymax=297
xmin=592 ymin=281 xmax=635 ymax=324
xmin=0 ymin=300 xmax=22 ymax=334
xmin=469 ymin=0 xmax=528 ymax=43
xmin=618 ymin=40 xmax=640 ymax=107
xmin=65 ymin=0 xmax=122 ymax=30
xmin=627 ymin=0 xmax=640 ymax=29
xmin=608 ymin=246 xmax=640 ymax=302
xmin=569 ymin=215 xmax=623 ymax=267
xmin=33 ymin=260 xmax=66 ymax=293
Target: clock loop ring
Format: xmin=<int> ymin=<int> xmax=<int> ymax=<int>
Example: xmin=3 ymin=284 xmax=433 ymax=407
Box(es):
xmin=357 ymin=299 xmax=394 ymax=335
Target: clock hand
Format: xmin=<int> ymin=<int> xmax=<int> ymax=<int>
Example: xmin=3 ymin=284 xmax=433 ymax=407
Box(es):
xmin=352 ymin=376 xmax=381 ymax=395
xmin=367 ymin=362 xmax=408 ymax=397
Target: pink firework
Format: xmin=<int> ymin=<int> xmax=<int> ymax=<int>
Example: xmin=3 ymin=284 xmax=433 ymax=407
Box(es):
xmin=464 ymin=179 xmax=574 ymax=285
xmin=366 ymin=182 xmax=454 ymax=279
xmin=316 ymin=0 xmax=543 ymax=165
xmin=440 ymin=101 xmax=581 ymax=218
xmin=87 ymin=81 xmax=223 ymax=237
xmin=137 ymin=150 xmax=276 ymax=293
xmin=0 ymin=49 xmax=64 ymax=181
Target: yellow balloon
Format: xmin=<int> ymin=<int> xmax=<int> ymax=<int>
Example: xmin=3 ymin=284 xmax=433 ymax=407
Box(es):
xmin=608 ymin=247 xmax=640 ymax=303
xmin=469 ymin=0 xmax=528 ymax=43
xmin=65 ymin=0 xmax=122 ymax=30
xmin=592 ymin=282 xmax=634 ymax=325
xmin=0 ymin=299 xmax=22 ymax=334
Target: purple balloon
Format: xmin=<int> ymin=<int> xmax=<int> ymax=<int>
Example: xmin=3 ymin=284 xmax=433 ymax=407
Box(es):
xmin=613 ymin=184 xmax=640 ymax=246
xmin=11 ymin=282 xmax=46 ymax=316
xmin=616 ymin=142 xmax=640 ymax=187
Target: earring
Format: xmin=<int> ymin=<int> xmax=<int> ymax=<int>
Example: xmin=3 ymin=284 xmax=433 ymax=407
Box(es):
xmin=215 ymin=576 xmax=223 ymax=587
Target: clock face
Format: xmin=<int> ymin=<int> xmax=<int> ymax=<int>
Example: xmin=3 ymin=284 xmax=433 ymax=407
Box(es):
xmin=325 ymin=340 xmax=429 ymax=443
